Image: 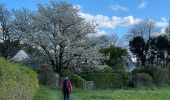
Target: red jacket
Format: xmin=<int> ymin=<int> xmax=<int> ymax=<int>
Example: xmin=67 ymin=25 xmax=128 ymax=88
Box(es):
xmin=62 ymin=80 xmax=72 ymax=93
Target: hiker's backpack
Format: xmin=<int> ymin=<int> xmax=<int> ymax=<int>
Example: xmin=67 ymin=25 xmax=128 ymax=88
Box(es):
xmin=63 ymin=80 xmax=70 ymax=91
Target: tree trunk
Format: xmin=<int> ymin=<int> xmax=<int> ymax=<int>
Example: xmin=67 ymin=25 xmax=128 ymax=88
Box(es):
xmin=55 ymin=46 xmax=64 ymax=74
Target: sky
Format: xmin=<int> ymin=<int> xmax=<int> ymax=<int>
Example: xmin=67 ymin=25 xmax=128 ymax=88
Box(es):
xmin=1 ymin=0 xmax=169 ymax=38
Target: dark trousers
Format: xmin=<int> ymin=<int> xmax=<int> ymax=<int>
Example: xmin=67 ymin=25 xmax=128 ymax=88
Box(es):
xmin=64 ymin=90 xmax=70 ymax=100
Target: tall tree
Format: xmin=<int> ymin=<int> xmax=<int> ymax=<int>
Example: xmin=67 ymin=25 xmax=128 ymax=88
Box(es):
xmin=127 ymin=18 xmax=156 ymax=41
xmin=0 ymin=5 xmax=32 ymax=57
xmin=148 ymin=36 xmax=170 ymax=66
xmin=91 ymin=33 xmax=118 ymax=48
xmin=0 ymin=4 xmax=11 ymax=42
xmin=100 ymin=46 xmax=128 ymax=70
xmin=26 ymin=1 xmax=103 ymax=73
xmin=129 ymin=36 xmax=147 ymax=66
xmin=11 ymin=8 xmax=33 ymax=42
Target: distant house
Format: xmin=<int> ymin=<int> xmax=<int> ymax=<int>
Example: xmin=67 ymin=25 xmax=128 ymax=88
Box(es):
xmin=5 ymin=49 xmax=29 ymax=62
xmin=122 ymin=56 xmax=136 ymax=72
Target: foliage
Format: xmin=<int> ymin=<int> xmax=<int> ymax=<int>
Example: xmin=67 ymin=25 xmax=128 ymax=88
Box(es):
xmin=81 ymin=72 xmax=131 ymax=89
xmin=100 ymin=46 xmax=128 ymax=70
xmin=148 ymin=36 xmax=170 ymax=65
xmin=165 ymin=63 xmax=170 ymax=84
xmin=129 ymin=36 xmax=147 ymax=66
xmin=131 ymin=64 xmax=169 ymax=86
xmin=60 ymin=69 xmax=86 ymax=89
xmin=130 ymin=73 xmax=153 ymax=88
xmin=24 ymin=1 xmax=103 ymax=74
xmin=132 ymin=67 xmax=144 ymax=75
xmin=144 ymin=64 xmax=169 ymax=86
xmin=102 ymin=66 xmax=113 ymax=73
xmin=0 ymin=2 xmax=104 ymax=74
xmin=0 ymin=57 xmax=39 ymax=100
xmin=129 ymin=35 xmax=170 ymax=66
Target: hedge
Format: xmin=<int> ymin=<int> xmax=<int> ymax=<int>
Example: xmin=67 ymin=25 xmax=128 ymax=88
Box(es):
xmin=60 ymin=70 xmax=86 ymax=89
xmin=144 ymin=64 xmax=169 ymax=86
xmin=130 ymin=73 xmax=153 ymax=88
xmin=81 ymin=72 xmax=131 ymax=89
xmin=0 ymin=57 xmax=39 ymax=100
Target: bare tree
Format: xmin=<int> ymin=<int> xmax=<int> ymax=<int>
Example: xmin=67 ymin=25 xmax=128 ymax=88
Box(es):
xmin=0 ymin=4 xmax=11 ymax=42
xmin=91 ymin=33 xmax=118 ymax=48
xmin=127 ymin=18 xmax=156 ymax=41
xmin=11 ymin=8 xmax=33 ymax=42
xmin=0 ymin=4 xmax=32 ymax=43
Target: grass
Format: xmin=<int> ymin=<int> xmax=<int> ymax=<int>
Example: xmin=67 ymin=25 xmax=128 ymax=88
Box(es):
xmin=70 ymin=87 xmax=170 ymax=100
xmin=33 ymin=85 xmax=60 ymax=100
xmin=33 ymin=85 xmax=170 ymax=100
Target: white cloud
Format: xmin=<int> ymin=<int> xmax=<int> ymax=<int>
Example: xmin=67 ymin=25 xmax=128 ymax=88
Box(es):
xmin=110 ymin=4 xmax=128 ymax=11
xmin=80 ymin=12 xmax=169 ymax=30
xmin=155 ymin=21 xmax=168 ymax=28
xmin=138 ymin=0 xmax=148 ymax=9
xmin=161 ymin=17 xmax=167 ymax=22
xmin=79 ymin=12 xmax=141 ymax=29
xmin=86 ymin=30 xmax=107 ymax=37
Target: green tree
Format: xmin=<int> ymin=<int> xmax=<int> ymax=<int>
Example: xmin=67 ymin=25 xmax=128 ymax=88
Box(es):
xmin=148 ymin=36 xmax=169 ymax=65
xmin=100 ymin=46 xmax=128 ymax=70
xmin=129 ymin=36 xmax=147 ymax=66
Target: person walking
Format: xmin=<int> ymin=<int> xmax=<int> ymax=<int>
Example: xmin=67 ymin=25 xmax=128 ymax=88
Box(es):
xmin=62 ymin=77 xmax=72 ymax=100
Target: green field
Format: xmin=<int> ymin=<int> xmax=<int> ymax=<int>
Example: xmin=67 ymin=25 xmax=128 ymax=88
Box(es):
xmin=34 ymin=86 xmax=170 ymax=100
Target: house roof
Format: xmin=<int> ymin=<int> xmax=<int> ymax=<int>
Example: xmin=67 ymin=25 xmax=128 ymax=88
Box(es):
xmin=12 ymin=50 xmax=29 ymax=61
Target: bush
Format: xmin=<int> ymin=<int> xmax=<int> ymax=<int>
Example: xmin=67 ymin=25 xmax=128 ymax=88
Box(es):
xmin=144 ymin=64 xmax=169 ymax=86
xmin=131 ymin=73 xmax=153 ymax=88
xmin=102 ymin=67 xmax=113 ymax=73
xmin=0 ymin=57 xmax=39 ymax=100
xmin=165 ymin=63 xmax=170 ymax=84
xmin=81 ymin=72 xmax=131 ymax=89
xmin=132 ymin=67 xmax=144 ymax=75
xmin=117 ymin=70 xmax=132 ymax=86
xmin=60 ymin=70 xmax=86 ymax=89
xmin=38 ymin=64 xmax=59 ymax=86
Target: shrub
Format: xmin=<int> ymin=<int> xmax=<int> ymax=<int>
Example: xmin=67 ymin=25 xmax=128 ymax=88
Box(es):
xmin=81 ymin=72 xmax=131 ymax=89
xmin=102 ymin=67 xmax=113 ymax=73
xmin=38 ymin=64 xmax=59 ymax=86
xmin=144 ymin=64 xmax=169 ymax=86
xmin=0 ymin=57 xmax=39 ymax=100
xmin=60 ymin=70 xmax=86 ymax=89
xmin=131 ymin=73 xmax=153 ymax=88
xmin=117 ymin=70 xmax=132 ymax=86
xmin=132 ymin=67 xmax=144 ymax=75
